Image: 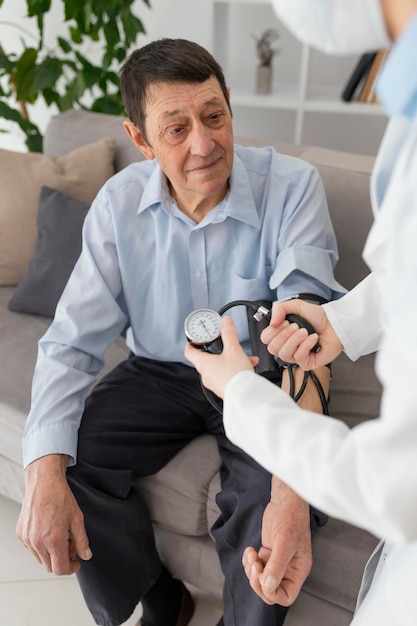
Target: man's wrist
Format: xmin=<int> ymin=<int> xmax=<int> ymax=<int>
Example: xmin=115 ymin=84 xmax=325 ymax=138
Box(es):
xmin=25 ymin=453 xmax=69 ymax=484
xmin=270 ymin=476 xmax=308 ymax=510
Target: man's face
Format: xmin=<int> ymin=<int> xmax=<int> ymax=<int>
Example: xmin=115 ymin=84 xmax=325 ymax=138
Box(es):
xmin=127 ymin=76 xmax=234 ymax=214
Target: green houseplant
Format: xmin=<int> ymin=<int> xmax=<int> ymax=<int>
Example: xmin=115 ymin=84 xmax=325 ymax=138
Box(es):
xmin=0 ymin=0 xmax=150 ymax=151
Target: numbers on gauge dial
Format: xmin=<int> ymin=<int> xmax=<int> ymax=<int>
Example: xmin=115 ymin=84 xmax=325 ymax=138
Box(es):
xmin=185 ymin=309 xmax=222 ymax=344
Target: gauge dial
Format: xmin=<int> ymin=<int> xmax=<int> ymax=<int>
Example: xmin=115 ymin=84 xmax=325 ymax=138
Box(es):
xmin=184 ymin=308 xmax=222 ymax=345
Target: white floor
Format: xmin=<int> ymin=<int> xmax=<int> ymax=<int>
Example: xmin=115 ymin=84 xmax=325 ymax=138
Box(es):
xmin=0 ymin=494 xmax=223 ymax=626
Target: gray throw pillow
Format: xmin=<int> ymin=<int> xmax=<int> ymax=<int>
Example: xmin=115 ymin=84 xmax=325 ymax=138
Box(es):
xmin=8 ymin=186 xmax=89 ymax=318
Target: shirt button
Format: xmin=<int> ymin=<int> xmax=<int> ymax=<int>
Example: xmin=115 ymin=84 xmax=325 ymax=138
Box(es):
xmin=195 ymin=270 xmax=202 ymax=278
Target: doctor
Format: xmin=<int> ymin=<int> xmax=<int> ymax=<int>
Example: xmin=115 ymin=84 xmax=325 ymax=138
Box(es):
xmin=185 ymin=0 xmax=417 ymax=623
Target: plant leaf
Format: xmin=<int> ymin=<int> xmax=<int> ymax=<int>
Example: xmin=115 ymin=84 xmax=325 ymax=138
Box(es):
xmin=27 ymin=0 xmax=51 ymax=17
xmin=120 ymin=12 xmax=146 ymax=45
xmin=27 ymin=0 xmax=51 ymax=47
xmin=42 ymin=86 xmax=61 ymax=106
xmin=57 ymin=37 xmax=72 ymax=54
xmin=33 ymin=57 xmax=63 ymax=91
xmin=0 ymin=101 xmax=26 ymax=124
xmin=14 ymin=48 xmax=38 ymax=102
xmin=26 ymin=131 xmax=43 ymax=152
xmin=61 ymin=72 xmax=85 ymax=110
xmin=0 ymin=52 xmax=14 ymax=73
xmin=91 ymin=94 xmax=125 ymax=116
xmin=103 ymin=17 xmax=120 ymax=50
xmin=0 ymin=101 xmax=43 ymax=151
xmin=69 ymin=26 xmax=83 ymax=45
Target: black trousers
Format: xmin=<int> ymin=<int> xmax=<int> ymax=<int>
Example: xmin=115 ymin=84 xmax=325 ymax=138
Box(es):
xmin=67 ymin=355 xmax=289 ymax=626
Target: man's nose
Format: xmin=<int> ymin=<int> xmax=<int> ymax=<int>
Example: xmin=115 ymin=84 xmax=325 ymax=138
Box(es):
xmin=189 ymin=123 xmax=215 ymax=156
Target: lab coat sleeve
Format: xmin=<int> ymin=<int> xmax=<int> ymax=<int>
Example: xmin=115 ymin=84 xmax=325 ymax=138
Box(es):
xmin=223 ymin=370 xmax=417 ymax=544
xmin=322 ymin=272 xmax=383 ymax=361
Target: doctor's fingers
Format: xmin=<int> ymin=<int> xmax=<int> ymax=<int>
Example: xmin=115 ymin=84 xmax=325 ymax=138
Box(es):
xmin=264 ymin=323 xmax=320 ymax=365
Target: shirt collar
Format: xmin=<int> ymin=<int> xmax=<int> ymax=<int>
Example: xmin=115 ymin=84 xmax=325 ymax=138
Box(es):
xmin=377 ymin=11 xmax=417 ymax=120
xmin=137 ymin=164 xmax=172 ymax=215
xmin=137 ymin=151 xmax=261 ymax=230
xmin=226 ymin=150 xmax=261 ymax=229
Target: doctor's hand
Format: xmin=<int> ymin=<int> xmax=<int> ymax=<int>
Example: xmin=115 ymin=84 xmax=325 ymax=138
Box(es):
xmin=16 ymin=454 xmax=92 ymax=576
xmin=184 ymin=316 xmax=258 ymax=399
xmin=242 ymin=477 xmax=312 ymax=606
xmin=262 ymin=299 xmax=343 ymax=371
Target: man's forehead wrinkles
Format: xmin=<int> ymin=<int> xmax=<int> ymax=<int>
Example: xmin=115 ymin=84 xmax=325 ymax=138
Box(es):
xmin=159 ymin=97 xmax=224 ymax=120
xmin=160 ymin=108 xmax=182 ymax=122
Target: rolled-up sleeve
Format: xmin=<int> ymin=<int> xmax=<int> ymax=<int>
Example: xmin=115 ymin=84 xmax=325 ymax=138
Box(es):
xmin=270 ymin=244 xmax=346 ymax=299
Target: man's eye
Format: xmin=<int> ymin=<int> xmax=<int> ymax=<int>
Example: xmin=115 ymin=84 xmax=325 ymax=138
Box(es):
xmin=165 ymin=126 xmax=186 ymax=144
xmin=208 ymin=112 xmax=225 ymax=125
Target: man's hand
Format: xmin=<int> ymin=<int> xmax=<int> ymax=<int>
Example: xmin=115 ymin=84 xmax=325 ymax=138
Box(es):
xmin=242 ymin=478 xmax=312 ymax=606
xmin=184 ymin=316 xmax=258 ymax=398
xmin=262 ymin=299 xmax=343 ymax=371
xmin=16 ymin=454 xmax=92 ymax=575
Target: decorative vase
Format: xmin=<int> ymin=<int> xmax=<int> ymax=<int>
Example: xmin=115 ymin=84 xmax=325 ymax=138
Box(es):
xmin=256 ymin=64 xmax=272 ymax=94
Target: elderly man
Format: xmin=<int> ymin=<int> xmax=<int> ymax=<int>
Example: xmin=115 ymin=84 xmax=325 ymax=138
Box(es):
xmin=16 ymin=38 xmax=343 ymax=626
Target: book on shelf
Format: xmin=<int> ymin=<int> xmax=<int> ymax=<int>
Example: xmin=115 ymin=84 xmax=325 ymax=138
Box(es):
xmin=357 ymin=49 xmax=390 ymax=103
xmin=341 ymin=52 xmax=377 ymax=102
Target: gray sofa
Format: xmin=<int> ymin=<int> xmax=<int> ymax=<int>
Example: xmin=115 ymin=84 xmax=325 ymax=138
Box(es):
xmin=0 ymin=109 xmax=382 ymax=624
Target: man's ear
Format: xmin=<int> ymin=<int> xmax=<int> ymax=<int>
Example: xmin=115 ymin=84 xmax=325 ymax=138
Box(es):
xmin=123 ymin=121 xmax=155 ymax=160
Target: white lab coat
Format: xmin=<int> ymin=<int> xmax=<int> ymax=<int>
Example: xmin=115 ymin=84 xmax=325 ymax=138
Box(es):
xmin=223 ymin=113 xmax=417 ymax=624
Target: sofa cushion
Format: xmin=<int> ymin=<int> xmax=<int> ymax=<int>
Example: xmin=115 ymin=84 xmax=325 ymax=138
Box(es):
xmin=44 ymin=109 xmax=142 ymax=173
xmin=133 ymin=434 xmax=223 ymax=537
xmin=0 ymin=284 xmax=130 ymax=505
xmin=316 ymin=164 xmax=374 ymax=291
xmin=8 ymin=187 xmax=89 ymax=318
xmin=329 ymin=352 xmax=382 ymax=428
xmin=0 ymin=287 xmax=52 ymax=418
xmin=153 ymin=526 xmax=224 ymax=599
xmin=303 ymin=518 xmax=378 ymax=615
xmin=0 ymin=137 xmax=115 ymax=286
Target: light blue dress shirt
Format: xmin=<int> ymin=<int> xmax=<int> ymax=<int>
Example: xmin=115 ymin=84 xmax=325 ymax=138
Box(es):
xmin=23 ymin=144 xmax=345 ymax=467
